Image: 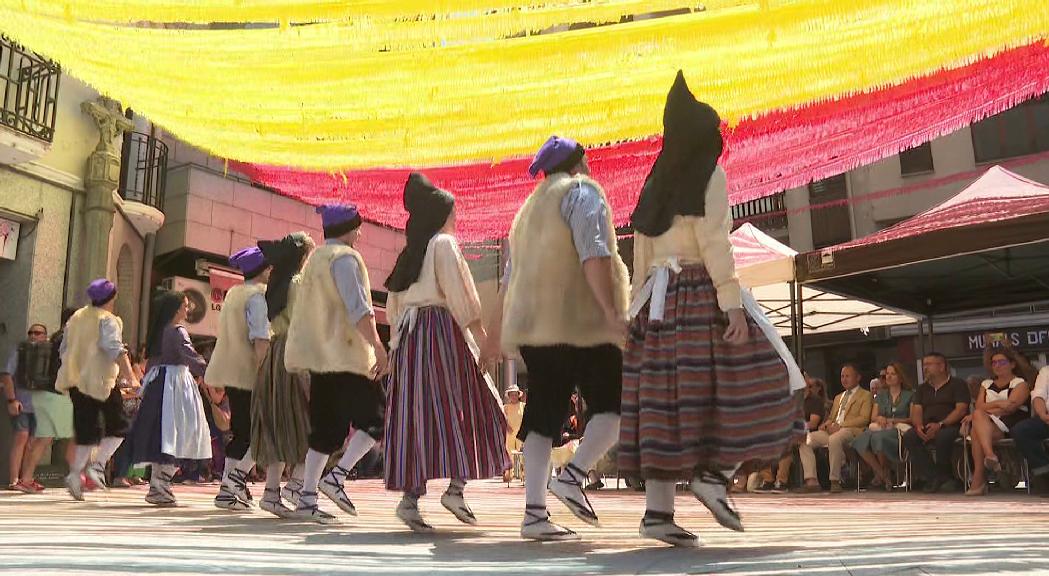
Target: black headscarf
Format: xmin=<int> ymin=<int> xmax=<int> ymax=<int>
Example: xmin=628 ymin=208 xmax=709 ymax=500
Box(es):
xmin=145 ymin=290 xmax=186 ymax=360
xmin=384 ymin=172 xmax=455 ymax=293
xmin=258 ymin=232 xmax=314 ymax=321
xmin=630 ymin=70 xmax=724 ymax=237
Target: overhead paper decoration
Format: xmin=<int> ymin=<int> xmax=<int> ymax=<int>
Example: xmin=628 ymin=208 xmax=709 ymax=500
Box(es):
xmin=0 ymin=0 xmax=1045 ymax=168
xmin=235 ymin=42 xmax=1049 ymax=241
xmin=7 ymin=0 xmax=738 ymax=46
xmin=7 ymin=0 xmax=733 ymax=24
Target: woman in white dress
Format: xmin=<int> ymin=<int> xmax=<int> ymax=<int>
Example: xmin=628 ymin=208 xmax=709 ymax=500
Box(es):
xmin=965 ymin=350 xmax=1030 ymax=495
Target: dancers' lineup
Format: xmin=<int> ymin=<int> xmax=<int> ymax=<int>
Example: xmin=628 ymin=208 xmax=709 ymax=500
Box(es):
xmin=52 ymin=72 xmax=804 ymax=547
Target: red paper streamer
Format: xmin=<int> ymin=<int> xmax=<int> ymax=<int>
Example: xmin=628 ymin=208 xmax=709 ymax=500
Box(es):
xmin=234 ymin=42 xmax=1049 ymax=242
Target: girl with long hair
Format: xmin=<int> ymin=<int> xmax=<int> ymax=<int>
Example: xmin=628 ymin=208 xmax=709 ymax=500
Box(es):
xmin=126 ymin=290 xmax=211 ymax=506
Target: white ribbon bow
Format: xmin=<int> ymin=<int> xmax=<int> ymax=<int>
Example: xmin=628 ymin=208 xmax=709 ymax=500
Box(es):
xmin=628 ymin=258 xmax=682 ymax=321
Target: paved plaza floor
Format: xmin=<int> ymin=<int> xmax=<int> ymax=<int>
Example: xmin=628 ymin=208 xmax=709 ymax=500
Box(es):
xmin=1 ymin=479 xmax=1048 ymax=575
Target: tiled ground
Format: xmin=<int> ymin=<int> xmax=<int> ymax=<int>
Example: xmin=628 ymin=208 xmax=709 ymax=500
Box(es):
xmin=1 ymin=479 xmax=1048 ymax=575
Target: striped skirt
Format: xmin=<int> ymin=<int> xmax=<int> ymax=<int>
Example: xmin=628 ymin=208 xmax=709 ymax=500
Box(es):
xmin=618 ymin=265 xmax=805 ymax=480
xmin=384 ymin=306 xmax=511 ymax=494
xmin=250 ymin=334 xmax=311 ymax=467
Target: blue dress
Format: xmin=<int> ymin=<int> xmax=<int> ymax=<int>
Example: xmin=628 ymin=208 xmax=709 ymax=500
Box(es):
xmin=852 ymin=389 xmax=914 ymax=463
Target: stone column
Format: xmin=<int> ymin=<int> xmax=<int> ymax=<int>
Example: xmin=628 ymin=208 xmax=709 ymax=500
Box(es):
xmin=80 ymin=97 xmax=133 ymax=287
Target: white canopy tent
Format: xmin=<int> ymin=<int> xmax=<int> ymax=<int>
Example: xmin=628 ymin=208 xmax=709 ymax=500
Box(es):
xmin=731 ymin=223 xmax=915 ymax=338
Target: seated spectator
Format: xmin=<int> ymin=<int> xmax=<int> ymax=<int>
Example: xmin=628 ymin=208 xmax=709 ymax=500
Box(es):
xmin=853 ymin=362 xmax=913 ymax=490
xmin=798 ymin=364 xmax=872 ymax=493
xmin=1012 ymin=365 xmax=1049 ymax=490
xmin=755 ymin=375 xmax=828 ymax=493
xmin=902 ymin=353 xmax=969 ymax=493
xmin=964 ymin=350 xmax=1030 ymax=496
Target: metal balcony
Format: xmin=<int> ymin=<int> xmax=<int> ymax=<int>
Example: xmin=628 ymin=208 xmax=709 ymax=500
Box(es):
xmin=119 ymin=131 xmax=169 ymax=210
xmin=0 ymin=35 xmax=60 ymax=143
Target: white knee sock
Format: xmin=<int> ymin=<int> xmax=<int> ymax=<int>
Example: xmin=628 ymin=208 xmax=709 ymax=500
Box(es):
xmin=300 ymin=449 xmax=329 ymax=500
xmin=221 ymin=457 xmax=237 ymax=486
xmin=70 ymin=445 xmax=94 ymax=476
xmin=447 ymin=478 xmax=466 ymax=494
xmin=645 ymin=480 xmax=677 ymax=514
xmin=565 ymin=413 xmax=620 ymax=477
xmin=265 ymin=462 xmax=286 ymax=492
xmin=721 ymin=463 xmax=742 ymax=479
xmin=290 ymin=462 xmax=305 ymax=483
xmin=94 ymin=437 xmax=124 ymax=466
xmin=330 ymin=433 xmax=376 ymax=482
xmin=151 ymin=464 xmax=177 ymax=489
xmin=523 ymin=432 xmax=553 ymax=509
xmin=234 ymin=451 xmax=256 ymax=475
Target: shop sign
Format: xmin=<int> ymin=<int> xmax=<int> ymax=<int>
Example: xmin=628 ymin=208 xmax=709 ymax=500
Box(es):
xmin=0 ymin=217 xmax=20 ymax=261
xmin=966 ymin=328 xmax=1049 ymax=352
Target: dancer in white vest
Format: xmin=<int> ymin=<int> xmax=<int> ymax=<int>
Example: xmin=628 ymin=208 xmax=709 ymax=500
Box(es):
xmin=285 ymin=203 xmax=388 ymax=524
xmin=56 ymin=278 xmax=140 ymax=500
xmin=621 ymin=72 xmax=805 ymax=546
xmin=205 ymin=246 xmax=272 ymax=510
xmin=482 ymin=136 xmax=630 ymax=541
xmin=126 ymin=290 xmax=212 ymax=506
xmin=251 ymin=232 xmax=315 ymax=518
xmin=383 ymin=173 xmax=511 ymax=532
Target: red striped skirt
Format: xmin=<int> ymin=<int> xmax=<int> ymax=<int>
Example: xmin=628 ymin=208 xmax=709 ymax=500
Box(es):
xmin=383 ymin=306 xmax=510 ymax=494
xmin=618 ymin=265 xmax=805 ymax=480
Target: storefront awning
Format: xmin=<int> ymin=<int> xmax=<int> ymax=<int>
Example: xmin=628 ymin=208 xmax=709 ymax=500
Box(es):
xmin=797 ymin=166 xmax=1049 ymax=316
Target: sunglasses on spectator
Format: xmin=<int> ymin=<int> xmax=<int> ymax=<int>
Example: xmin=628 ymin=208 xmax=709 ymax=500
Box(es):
xmin=27 ymin=330 xmax=46 ymax=336
xmin=991 ymin=359 xmax=1011 ymax=367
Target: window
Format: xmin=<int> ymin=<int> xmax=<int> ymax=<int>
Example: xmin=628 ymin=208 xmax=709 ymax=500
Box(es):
xmin=808 ymin=174 xmax=852 ymax=249
xmin=899 ymin=142 xmax=934 ymax=175
xmin=731 ymin=191 xmax=787 ymax=232
xmin=971 ymin=94 xmax=1049 ymax=163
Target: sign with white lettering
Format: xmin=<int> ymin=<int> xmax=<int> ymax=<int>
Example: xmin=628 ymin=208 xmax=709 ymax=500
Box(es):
xmin=966 ymin=329 xmax=1049 ymax=352
xmin=0 ymin=217 xmax=20 ymax=261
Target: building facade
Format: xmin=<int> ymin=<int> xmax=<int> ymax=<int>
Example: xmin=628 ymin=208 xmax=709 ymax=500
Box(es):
xmin=0 ymin=37 xmax=164 ymax=480
xmin=735 ymin=94 xmax=1049 ymax=388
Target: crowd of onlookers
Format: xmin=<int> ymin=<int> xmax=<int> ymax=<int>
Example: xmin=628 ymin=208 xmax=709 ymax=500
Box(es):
xmin=736 ymin=337 xmax=1049 ymax=496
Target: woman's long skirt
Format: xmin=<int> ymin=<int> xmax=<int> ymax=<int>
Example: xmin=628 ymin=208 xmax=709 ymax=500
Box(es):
xmin=618 ymin=264 xmax=805 ymax=480
xmin=384 ymin=306 xmax=511 ymax=494
xmin=251 ymin=334 xmax=311 ymax=467
xmin=128 ymin=365 xmax=212 ymax=465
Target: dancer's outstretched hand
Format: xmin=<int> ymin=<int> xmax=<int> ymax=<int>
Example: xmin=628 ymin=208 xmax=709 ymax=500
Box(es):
xmin=480 ymin=335 xmax=502 ymax=372
xmin=372 ymin=345 xmax=390 ymax=379
xmin=723 ymin=308 xmax=749 ymax=345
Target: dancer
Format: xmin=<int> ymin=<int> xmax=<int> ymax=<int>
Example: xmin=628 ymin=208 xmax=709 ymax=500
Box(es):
xmin=285 ymin=204 xmax=388 ymax=524
xmin=127 ymin=290 xmax=212 ymax=506
xmin=56 ymin=279 xmax=139 ymax=500
xmin=483 ymin=135 xmax=630 ymax=541
xmin=251 ymin=232 xmax=315 ymax=517
xmin=205 ymin=246 xmax=272 ymax=510
xmin=620 ymin=71 xmax=805 ymax=547
xmin=383 ymin=173 xmax=510 ymax=532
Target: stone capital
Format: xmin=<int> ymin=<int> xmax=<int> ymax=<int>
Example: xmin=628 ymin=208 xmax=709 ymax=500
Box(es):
xmin=81 ymin=97 xmax=133 ymax=155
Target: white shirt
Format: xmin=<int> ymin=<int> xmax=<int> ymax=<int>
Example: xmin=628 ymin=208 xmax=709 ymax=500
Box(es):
xmin=1032 ymin=367 xmax=1049 ymax=405
xmin=835 ymin=388 xmax=854 ymax=425
xmin=981 ymin=377 xmax=1028 ymax=414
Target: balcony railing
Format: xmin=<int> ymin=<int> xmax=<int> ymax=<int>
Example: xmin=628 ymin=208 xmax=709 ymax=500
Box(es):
xmin=0 ymin=35 xmax=60 ymax=143
xmin=119 ymin=131 xmax=168 ymax=210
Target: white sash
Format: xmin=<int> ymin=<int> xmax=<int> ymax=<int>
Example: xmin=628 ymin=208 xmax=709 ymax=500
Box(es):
xmin=742 ymin=288 xmax=807 ymax=394
xmin=628 ymin=258 xmax=682 ymax=321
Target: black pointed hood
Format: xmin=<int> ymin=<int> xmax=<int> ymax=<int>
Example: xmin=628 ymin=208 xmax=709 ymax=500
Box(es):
xmin=630 ymin=70 xmax=724 ymax=237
